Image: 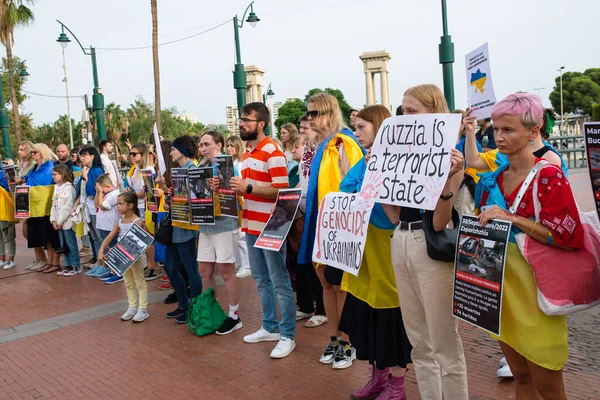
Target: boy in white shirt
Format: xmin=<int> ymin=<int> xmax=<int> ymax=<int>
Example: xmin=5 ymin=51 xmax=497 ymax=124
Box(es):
xmin=94 ymin=174 xmax=123 ymax=284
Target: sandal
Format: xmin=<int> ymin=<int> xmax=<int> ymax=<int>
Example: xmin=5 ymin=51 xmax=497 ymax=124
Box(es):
xmin=44 ymin=265 xmax=61 ymax=274
xmin=305 ymin=315 xmax=328 ymax=328
xmin=296 ymin=310 xmax=313 ymax=321
xmin=37 ymin=263 xmax=51 ymax=272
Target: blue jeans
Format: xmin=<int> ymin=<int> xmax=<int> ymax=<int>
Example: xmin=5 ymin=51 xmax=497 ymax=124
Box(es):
xmin=245 ymin=233 xmax=296 ymax=339
xmin=164 ymin=238 xmax=203 ymax=310
xmin=98 ymin=229 xmax=118 ymax=249
xmin=59 ymin=229 xmax=80 ymax=268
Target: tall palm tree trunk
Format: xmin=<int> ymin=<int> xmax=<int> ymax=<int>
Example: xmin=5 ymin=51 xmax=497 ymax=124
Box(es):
xmin=151 ymin=0 xmax=161 ymax=133
xmin=6 ymin=44 xmax=21 ymax=143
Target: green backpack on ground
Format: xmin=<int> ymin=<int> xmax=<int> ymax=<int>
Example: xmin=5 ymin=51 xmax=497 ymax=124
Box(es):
xmin=187 ymin=288 xmax=227 ymax=336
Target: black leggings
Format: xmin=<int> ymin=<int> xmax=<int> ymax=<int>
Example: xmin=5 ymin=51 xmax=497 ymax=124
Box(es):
xmin=295 ymin=262 xmax=326 ymax=315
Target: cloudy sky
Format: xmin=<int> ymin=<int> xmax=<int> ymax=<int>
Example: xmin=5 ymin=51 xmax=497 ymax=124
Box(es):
xmin=15 ymin=0 xmax=600 ymax=126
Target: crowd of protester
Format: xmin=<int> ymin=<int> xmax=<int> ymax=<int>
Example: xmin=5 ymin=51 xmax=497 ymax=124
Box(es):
xmin=0 ymin=85 xmax=584 ymax=400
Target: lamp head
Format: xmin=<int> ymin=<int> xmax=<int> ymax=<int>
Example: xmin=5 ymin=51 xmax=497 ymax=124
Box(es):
xmin=18 ymin=68 xmax=29 ymax=79
xmin=267 ymin=88 xmax=275 ymax=99
xmin=246 ymin=11 xmax=260 ymax=28
xmin=57 ymin=32 xmax=71 ymax=49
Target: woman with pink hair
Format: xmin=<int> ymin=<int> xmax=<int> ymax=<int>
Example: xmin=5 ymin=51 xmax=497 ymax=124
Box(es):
xmin=474 ymin=93 xmax=584 ymax=399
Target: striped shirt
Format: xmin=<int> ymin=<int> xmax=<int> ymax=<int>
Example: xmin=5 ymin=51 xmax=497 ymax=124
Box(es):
xmin=241 ymin=136 xmax=289 ymax=235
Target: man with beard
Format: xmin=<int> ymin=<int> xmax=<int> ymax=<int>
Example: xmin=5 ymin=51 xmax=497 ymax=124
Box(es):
xmin=229 ymin=102 xmax=296 ymax=359
xmin=54 ymin=144 xmax=74 ymax=171
xmin=98 ymin=140 xmax=119 ymax=186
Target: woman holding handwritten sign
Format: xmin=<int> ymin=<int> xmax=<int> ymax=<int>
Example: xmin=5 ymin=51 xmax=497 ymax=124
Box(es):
xmin=384 ymin=85 xmax=469 ymax=400
xmin=297 ymin=93 xmax=365 ymax=369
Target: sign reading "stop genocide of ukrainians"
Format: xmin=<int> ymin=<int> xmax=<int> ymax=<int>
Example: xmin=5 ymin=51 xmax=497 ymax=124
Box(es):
xmin=312 ymin=192 xmax=374 ymax=276
xmin=362 ymin=114 xmax=461 ymax=210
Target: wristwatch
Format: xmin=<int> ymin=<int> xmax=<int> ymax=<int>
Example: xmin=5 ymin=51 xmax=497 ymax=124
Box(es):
xmin=439 ymin=192 xmax=453 ymax=200
xmin=246 ymin=184 xmax=253 ymax=194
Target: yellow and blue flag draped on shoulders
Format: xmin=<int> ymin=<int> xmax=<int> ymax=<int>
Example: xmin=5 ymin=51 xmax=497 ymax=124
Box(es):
xmin=298 ymin=128 xmax=365 ymax=264
xmin=26 ymin=160 xmax=55 ymax=217
xmin=0 ymin=173 xmax=14 ymax=222
xmin=339 ymin=157 xmax=399 ymax=309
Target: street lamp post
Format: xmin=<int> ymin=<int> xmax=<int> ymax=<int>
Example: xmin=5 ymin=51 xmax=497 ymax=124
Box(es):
xmin=0 ymin=66 xmax=28 ymax=159
xmin=533 ymin=87 xmax=546 ymax=97
xmin=439 ymin=0 xmax=455 ymax=111
xmin=58 ymin=33 xmax=73 ymax=149
xmin=558 ymin=66 xmax=565 ymax=136
xmin=232 ymin=2 xmax=260 ymax=118
xmin=56 ymin=21 xmax=107 ymax=142
xmin=262 ymin=83 xmax=274 ymax=136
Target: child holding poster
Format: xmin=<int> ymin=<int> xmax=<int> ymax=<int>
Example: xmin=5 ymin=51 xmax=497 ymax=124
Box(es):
xmin=98 ymin=192 xmax=149 ymax=323
xmin=337 ymin=105 xmax=412 ymax=399
xmin=385 ymin=85 xmax=469 ymax=400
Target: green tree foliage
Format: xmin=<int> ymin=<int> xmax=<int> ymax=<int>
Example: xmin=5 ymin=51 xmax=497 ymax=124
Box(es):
xmin=592 ymin=104 xmax=600 ymax=122
xmin=549 ymin=69 xmax=600 ymax=115
xmin=0 ymin=55 xmax=25 ymax=106
xmin=274 ymin=98 xmax=306 ymax=133
xmin=304 ymin=87 xmax=353 ymax=126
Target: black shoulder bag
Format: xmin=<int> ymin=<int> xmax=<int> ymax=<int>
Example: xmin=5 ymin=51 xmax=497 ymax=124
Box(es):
xmin=422 ymin=207 xmax=460 ymax=262
xmin=155 ymin=210 xmax=173 ymax=246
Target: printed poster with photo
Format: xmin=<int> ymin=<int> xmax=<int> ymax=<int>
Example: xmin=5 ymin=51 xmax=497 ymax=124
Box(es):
xmin=3 ymin=165 xmax=17 ymax=192
xmin=312 ymin=192 xmax=374 ymax=277
xmin=142 ymin=168 xmax=158 ymax=212
xmin=14 ymin=186 xmax=30 ymax=218
xmin=105 ymin=223 xmax=154 ymax=276
xmin=255 ymin=189 xmax=302 ymax=251
xmin=584 ymin=122 xmax=600 ymax=221
xmin=214 ymin=155 xmax=238 ymax=218
xmin=188 ymin=167 xmax=215 ymax=225
xmin=171 ymin=168 xmax=190 ymax=223
xmin=452 ymin=215 xmax=511 ymax=336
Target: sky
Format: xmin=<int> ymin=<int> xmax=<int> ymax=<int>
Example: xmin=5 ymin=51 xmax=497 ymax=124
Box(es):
xmin=14 ymin=0 xmax=600 ymax=127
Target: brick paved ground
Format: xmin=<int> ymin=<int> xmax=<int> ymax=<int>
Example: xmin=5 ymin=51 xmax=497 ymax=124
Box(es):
xmin=0 ymin=169 xmax=598 ymax=399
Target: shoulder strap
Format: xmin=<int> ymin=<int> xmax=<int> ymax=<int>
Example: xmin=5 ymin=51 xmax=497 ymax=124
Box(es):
xmin=508 ymin=160 xmax=548 ymax=214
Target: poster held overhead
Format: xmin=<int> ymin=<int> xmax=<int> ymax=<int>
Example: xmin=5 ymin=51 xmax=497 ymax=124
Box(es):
xmin=255 ymin=189 xmax=302 ymax=251
xmin=188 ymin=167 xmax=215 ymax=225
xmin=584 ymin=122 xmax=600 ymax=221
xmin=14 ymin=186 xmax=30 ymax=218
xmin=312 ymin=192 xmax=374 ymax=277
xmin=142 ymin=168 xmax=158 ymax=212
xmin=104 ymin=223 xmax=154 ymax=276
xmin=214 ymin=155 xmax=238 ymax=218
xmin=171 ymin=168 xmax=191 ymax=223
xmin=465 ymin=43 xmax=497 ymax=120
xmin=361 ymin=113 xmax=461 ymax=210
xmin=452 ymin=214 xmax=511 ymax=336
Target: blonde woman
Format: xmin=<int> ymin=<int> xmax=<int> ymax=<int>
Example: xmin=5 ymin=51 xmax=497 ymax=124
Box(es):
xmin=226 ymin=135 xmax=251 ymax=279
xmin=385 ymin=84 xmax=468 ymax=399
xmin=16 ymin=140 xmax=35 ymax=183
xmin=279 ymin=123 xmax=298 ymax=164
xmin=297 ymin=93 xmax=365 ymax=369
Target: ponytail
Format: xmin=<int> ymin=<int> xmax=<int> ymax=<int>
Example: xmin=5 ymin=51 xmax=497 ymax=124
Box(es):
xmin=118 ymin=192 xmax=140 ymax=217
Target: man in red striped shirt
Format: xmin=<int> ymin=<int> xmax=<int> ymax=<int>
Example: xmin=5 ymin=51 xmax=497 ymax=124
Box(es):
xmin=230 ymin=102 xmax=296 ymax=359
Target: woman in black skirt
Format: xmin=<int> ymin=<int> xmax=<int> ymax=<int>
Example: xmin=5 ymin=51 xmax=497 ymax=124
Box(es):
xmin=338 ymin=106 xmax=412 ymax=400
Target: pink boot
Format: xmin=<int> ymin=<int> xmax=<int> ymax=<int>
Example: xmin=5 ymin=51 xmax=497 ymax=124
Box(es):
xmin=377 ymin=376 xmax=406 ymax=400
xmin=350 ymin=367 xmax=390 ymax=400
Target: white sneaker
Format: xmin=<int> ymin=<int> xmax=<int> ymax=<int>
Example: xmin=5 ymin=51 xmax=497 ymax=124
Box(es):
xmin=497 ymin=364 xmax=513 ymax=379
xmin=270 ymin=337 xmax=296 ymax=359
xmin=0 ymin=261 xmax=5 ymax=268
xmin=236 ymin=268 xmax=252 ymax=279
xmin=132 ymin=308 xmax=149 ymax=323
xmin=121 ymin=307 xmax=138 ymax=321
xmin=499 ymin=357 xmax=508 ymax=367
xmin=3 ymin=261 xmax=15 ymax=270
xmin=243 ymin=327 xmax=280 ymax=343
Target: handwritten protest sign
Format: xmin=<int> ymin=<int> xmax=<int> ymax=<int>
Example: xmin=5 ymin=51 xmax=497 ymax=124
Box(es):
xmin=312 ymin=192 xmax=374 ymax=276
xmin=362 ymin=113 xmax=461 ymax=210
xmin=465 ymin=43 xmax=497 ymax=120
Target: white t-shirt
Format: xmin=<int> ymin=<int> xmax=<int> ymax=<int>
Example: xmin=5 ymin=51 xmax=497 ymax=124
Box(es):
xmin=100 ymin=153 xmax=118 ymax=187
xmin=96 ymin=189 xmax=121 ymax=231
xmin=85 ymin=196 xmax=97 ymax=216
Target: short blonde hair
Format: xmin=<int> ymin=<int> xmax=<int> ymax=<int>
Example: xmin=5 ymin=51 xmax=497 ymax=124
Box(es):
xmin=33 ymin=143 xmax=57 ymax=164
xmin=404 ymin=84 xmax=449 ymax=114
xmin=308 ymin=93 xmax=346 ymax=135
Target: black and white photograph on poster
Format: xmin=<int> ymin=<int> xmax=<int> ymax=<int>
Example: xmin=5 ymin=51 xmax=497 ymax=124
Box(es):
xmin=254 ymin=189 xmax=302 ymax=251
xmin=171 ymin=168 xmax=190 ymax=223
xmin=14 ymin=186 xmax=30 ymax=218
xmin=142 ymin=168 xmax=158 ymax=212
xmin=214 ymin=155 xmax=238 ymax=218
xmin=452 ymin=214 xmax=511 ymax=336
xmin=584 ymin=122 xmax=600 ymax=221
xmin=188 ymin=167 xmax=215 ymax=225
xmin=104 ymin=223 xmax=154 ymax=276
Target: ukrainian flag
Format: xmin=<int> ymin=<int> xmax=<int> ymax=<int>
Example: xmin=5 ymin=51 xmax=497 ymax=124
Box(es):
xmin=25 ymin=161 xmax=55 ymax=218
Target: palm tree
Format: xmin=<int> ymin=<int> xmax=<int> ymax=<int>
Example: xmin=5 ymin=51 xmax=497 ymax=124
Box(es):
xmin=0 ymin=0 xmax=34 ymax=144
xmin=151 ymin=0 xmax=161 ymax=133
xmin=105 ymin=103 xmax=127 ymax=142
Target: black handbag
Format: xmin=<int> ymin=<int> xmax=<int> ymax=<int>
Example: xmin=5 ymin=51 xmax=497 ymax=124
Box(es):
xmin=422 ymin=207 xmax=460 ymax=262
xmin=155 ymin=211 xmax=173 ymax=246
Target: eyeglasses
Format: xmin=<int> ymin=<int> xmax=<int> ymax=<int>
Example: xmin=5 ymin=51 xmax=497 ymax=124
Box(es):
xmin=238 ymin=117 xmax=259 ymax=124
xmin=129 ymin=152 xmax=140 ymax=157
xmin=306 ymin=110 xmax=326 ymax=119
xmin=30 ymin=150 xmax=38 ymax=155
